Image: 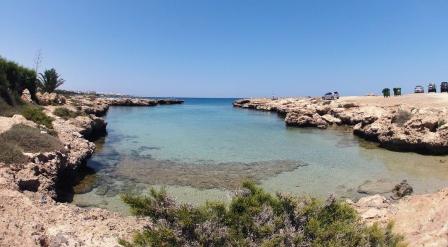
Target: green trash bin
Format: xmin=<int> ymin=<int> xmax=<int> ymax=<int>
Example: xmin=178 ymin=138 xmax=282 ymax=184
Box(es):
xmin=393 ymin=87 xmax=401 ymax=96
xmin=382 ymin=88 xmax=390 ymax=97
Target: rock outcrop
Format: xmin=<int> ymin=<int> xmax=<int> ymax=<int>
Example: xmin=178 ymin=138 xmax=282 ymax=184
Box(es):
xmin=20 ymin=89 xmax=33 ymax=103
xmin=391 ymin=180 xmax=413 ymax=199
xmin=234 ymin=96 xmax=448 ymax=154
xmin=105 ymin=97 xmax=184 ymax=107
xmin=351 ymin=187 xmax=448 ymax=246
xmin=36 ymin=92 xmax=67 ymax=105
xmin=66 ymin=96 xmax=183 ymax=117
xmin=0 ymin=188 xmax=149 ymax=247
xmin=106 ymin=97 xmax=158 ymax=106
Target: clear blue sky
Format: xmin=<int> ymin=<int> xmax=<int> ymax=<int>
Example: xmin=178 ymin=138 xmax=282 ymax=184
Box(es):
xmin=1 ymin=0 xmax=447 ymax=97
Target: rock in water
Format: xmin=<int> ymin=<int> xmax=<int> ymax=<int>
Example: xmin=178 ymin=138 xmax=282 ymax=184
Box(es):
xmin=357 ymin=179 xmax=396 ymax=195
xmin=392 ymin=180 xmax=413 ymax=199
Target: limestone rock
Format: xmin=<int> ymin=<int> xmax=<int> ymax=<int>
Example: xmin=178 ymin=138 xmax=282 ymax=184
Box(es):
xmin=285 ymin=110 xmax=328 ymax=128
xmin=353 ymin=188 xmax=448 ymax=246
xmin=20 ymin=89 xmax=33 ymax=103
xmin=233 ymin=97 xmax=448 ymax=154
xmin=321 ymin=114 xmax=341 ymax=124
xmin=36 ymin=92 xmax=66 ymax=106
xmin=392 ymin=180 xmax=413 ymax=199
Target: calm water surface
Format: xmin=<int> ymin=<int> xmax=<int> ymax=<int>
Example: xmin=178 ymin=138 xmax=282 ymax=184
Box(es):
xmin=73 ymin=98 xmax=448 ymax=213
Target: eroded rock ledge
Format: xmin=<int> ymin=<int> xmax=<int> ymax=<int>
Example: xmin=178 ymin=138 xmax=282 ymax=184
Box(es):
xmin=234 ymin=96 xmax=448 ymax=154
xmin=350 ymin=188 xmax=448 ymax=246
xmin=0 ymin=95 xmax=184 ymax=246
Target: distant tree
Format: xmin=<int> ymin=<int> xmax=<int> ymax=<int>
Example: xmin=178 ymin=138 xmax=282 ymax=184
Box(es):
xmin=33 ymin=49 xmax=43 ymax=73
xmin=38 ymin=68 xmax=64 ymax=93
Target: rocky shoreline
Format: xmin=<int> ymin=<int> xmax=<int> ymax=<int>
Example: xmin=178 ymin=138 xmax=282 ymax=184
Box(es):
xmin=234 ymin=95 xmax=448 ymax=154
xmin=0 ymin=94 xmax=183 ymax=246
xmin=1 ymin=93 xmax=448 ymax=246
xmin=233 ymin=95 xmax=448 ymax=245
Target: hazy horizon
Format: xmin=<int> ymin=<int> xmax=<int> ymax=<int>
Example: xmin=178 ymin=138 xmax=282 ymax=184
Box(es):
xmin=1 ymin=0 xmax=448 ymax=98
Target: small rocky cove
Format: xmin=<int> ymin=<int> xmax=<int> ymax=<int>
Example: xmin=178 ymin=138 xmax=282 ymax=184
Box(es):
xmin=1 ymin=93 xmax=448 ymax=246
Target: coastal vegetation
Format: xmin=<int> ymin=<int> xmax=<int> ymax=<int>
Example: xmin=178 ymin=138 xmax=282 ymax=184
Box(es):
xmin=0 ymin=56 xmax=37 ymax=106
xmin=0 ymin=98 xmax=25 ymax=117
xmin=120 ymin=181 xmax=404 ymax=247
xmin=0 ymin=142 xmax=27 ymax=165
xmin=391 ymin=109 xmax=412 ymax=127
xmin=0 ymin=56 xmax=64 ymax=118
xmin=21 ymin=105 xmax=54 ymax=129
xmin=0 ymin=124 xmax=63 ymax=164
xmin=53 ymin=107 xmax=82 ymax=119
xmin=37 ymin=68 xmax=65 ymax=93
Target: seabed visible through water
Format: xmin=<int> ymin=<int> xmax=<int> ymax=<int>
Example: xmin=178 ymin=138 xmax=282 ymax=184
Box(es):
xmin=72 ymin=98 xmax=448 ymax=214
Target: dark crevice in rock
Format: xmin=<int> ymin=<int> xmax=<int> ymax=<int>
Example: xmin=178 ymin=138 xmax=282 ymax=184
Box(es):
xmin=18 ymin=179 xmax=40 ymax=192
xmin=55 ymin=167 xmax=77 ymax=203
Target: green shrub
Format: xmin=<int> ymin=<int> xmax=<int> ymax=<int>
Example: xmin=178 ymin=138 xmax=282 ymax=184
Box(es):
xmin=21 ymin=106 xmax=54 ymax=129
xmin=0 ymin=56 xmax=37 ymax=105
xmin=0 ymin=143 xmax=27 ymax=164
xmin=0 ymin=124 xmax=62 ymax=153
xmin=120 ymin=182 xmax=404 ymax=247
xmin=53 ymin=107 xmax=81 ymax=119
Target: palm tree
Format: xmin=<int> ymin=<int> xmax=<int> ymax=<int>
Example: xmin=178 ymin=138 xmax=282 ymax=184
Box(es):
xmin=38 ymin=68 xmax=64 ymax=93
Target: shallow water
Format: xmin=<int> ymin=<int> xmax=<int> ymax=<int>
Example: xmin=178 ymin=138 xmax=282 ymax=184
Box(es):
xmin=72 ymin=98 xmax=448 ymax=213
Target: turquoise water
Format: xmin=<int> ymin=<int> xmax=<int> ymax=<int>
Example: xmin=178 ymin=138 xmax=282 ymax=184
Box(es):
xmin=73 ymin=98 xmax=448 ymax=212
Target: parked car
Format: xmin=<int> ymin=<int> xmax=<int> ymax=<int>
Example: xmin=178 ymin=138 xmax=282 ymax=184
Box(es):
xmin=333 ymin=91 xmax=340 ymax=99
xmin=322 ymin=92 xmax=334 ymax=100
xmin=393 ymin=88 xmax=401 ymax=96
xmin=428 ymin=83 xmax=436 ymax=93
xmin=441 ymin=82 xmax=448 ymax=93
xmin=414 ymin=85 xmax=424 ymax=93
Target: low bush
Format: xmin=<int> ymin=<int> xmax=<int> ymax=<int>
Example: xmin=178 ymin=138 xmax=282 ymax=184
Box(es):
xmin=392 ymin=110 xmax=412 ymax=126
xmin=0 ymin=124 xmax=62 ymax=153
xmin=53 ymin=107 xmax=81 ymax=119
xmin=20 ymin=105 xmax=54 ymax=129
xmin=0 ymin=97 xmax=21 ymax=117
xmin=0 ymin=143 xmax=27 ymax=164
xmin=120 ymin=182 xmax=404 ymax=247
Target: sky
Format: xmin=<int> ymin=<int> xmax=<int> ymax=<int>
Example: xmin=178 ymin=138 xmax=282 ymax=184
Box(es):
xmin=1 ymin=0 xmax=447 ymax=98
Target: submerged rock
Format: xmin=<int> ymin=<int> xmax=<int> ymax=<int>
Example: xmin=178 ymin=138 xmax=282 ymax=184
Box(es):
xmin=357 ymin=179 xmax=396 ymax=195
xmin=73 ymin=173 xmax=98 ymax=194
xmin=114 ymin=158 xmax=308 ymax=190
xmin=95 ymin=184 xmax=109 ymax=196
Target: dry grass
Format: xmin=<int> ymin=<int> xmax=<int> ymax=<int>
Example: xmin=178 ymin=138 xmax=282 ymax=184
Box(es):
xmin=392 ymin=110 xmax=412 ymax=126
xmin=0 ymin=98 xmax=25 ymax=117
xmin=0 ymin=124 xmax=63 ymax=154
xmin=53 ymin=107 xmax=82 ymax=119
xmin=0 ymin=143 xmax=27 ymax=164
